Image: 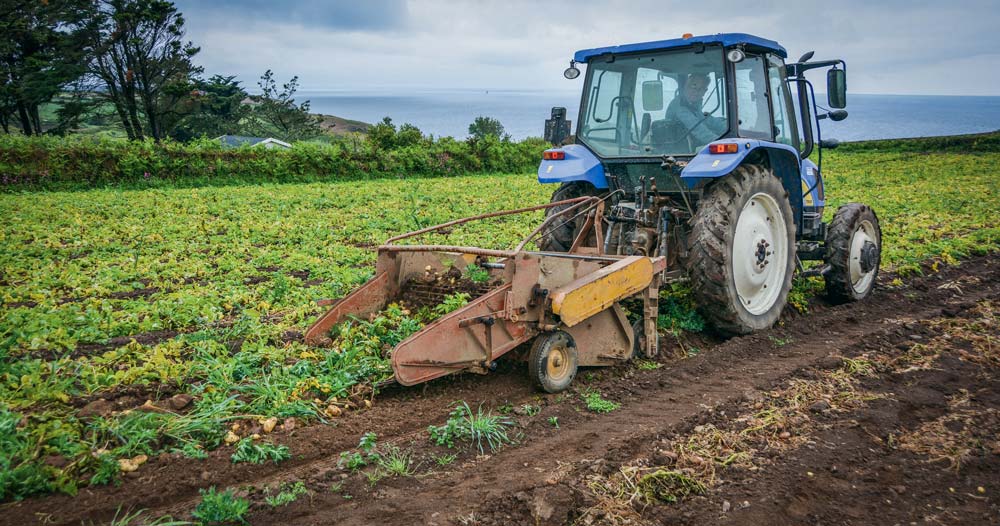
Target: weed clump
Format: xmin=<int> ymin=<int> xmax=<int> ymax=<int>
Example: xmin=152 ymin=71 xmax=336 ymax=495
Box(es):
xmin=231 ymin=437 xmax=290 ymax=464
xmin=582 ymin=390 xmax=620 ymax=413
xmin=428 ymin=401 xmax=514 ymax=453
xmin=192 ymin=486 xmax=250 ymax=525
xmin=264 ymin=481 xmax=308 ymax=507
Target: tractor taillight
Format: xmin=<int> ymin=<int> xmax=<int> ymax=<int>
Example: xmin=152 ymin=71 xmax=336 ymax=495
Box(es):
xmin=709 ymin=143 xmax=739 ymax=154
xmin=543 ymin=150 xmax=566 ymax=160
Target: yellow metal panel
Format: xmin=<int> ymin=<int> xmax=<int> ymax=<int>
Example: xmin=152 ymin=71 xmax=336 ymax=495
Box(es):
xmin=550 ymin=256 xmax=653 ymax=327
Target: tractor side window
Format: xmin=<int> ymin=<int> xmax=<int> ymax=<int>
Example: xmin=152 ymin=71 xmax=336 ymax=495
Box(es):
xmin=767 ymin=57 xmax=799 ymax=148
xmin=582 ymin=69 xmax=623 ymax=142
xmin=734 ymin=56 xmax=772 ymax=140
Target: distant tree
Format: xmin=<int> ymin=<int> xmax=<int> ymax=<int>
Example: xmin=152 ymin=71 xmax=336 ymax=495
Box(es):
xmin=247 ymin=70 xmax=321 ymax=141
xmin=367 ymin=116 xmax=397 ymax=150
xmin=468 ymin=116 xmax=510 ymax=141
xmin=169 ymin=75 xmax=249 ymax=141
xmin=367 ymin=116 xmax=425 ymax=150
xmin=0 ymin=0 xmax=94 ymax=135
xmin=87 ymin=0 xmax=201 ymax=140
xmin=396 ymin=123 xmax=425 ymax=147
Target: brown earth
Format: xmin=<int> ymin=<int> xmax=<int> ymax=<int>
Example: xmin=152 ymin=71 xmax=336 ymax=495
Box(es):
xmin=3 ymin=254 xmax=998 ymax=526
xmin=315 ymin=114 xmax=371 ymax=136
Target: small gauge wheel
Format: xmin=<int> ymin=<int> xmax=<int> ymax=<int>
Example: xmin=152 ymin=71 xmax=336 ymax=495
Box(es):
xmin=528 ymin=331 xmax=578 ymax=393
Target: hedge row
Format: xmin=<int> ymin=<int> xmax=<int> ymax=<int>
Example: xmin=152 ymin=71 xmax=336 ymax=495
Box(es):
xmin=836 ymin=130 xmax=1000 ymax=153
xmin=0 ymin=134 xmax=551 ymax=191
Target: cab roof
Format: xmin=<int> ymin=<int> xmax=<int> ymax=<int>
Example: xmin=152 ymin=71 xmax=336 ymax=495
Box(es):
xmin=573 ymin=33 xmax=787 ymax=62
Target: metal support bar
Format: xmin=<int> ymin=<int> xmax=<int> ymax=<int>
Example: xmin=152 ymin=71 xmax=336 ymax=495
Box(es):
xmin=643 ymin=275 xmax=660 ymax=357
xmin=513 ymin=197 xmax=602 ymax=252
xmin=457 ymin=315 xmax=495 ymax=369
xmin=386 ymin=196 xmax=597 ymax=244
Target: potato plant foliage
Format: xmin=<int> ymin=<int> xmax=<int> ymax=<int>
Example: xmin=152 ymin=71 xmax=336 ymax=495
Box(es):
xmin=0 ymin=134 xmax=998 ymax=500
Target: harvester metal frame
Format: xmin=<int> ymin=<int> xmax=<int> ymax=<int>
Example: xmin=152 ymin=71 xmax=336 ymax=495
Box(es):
xmin=305 ymin=196 xmax=668 ymax=391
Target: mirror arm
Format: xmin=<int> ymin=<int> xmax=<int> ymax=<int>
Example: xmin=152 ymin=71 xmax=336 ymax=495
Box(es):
xmin=787 ymin=59 xmax=845 ymax=75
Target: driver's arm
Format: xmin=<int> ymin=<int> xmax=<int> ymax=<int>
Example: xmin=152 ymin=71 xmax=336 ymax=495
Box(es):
xmin=666 ymin=103 xmax=718 ymax=145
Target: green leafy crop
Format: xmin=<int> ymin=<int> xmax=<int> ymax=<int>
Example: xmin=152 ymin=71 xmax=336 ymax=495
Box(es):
xmin=1 ymin=134 xmax=998 ymax=499
xmin=231 ymin=437 xmax=291 ymax=464
xmin=192 ymin=486 xmax=250 ymax=525
xmin=582 ymin=390 xmax=620 ymax=413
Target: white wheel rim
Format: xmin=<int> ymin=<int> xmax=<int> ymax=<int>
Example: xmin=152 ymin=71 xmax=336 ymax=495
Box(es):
xmin=849 ymin=219 xmax=878 ymax=294
xmin=733 ymin=192 xmax=788 ymax=315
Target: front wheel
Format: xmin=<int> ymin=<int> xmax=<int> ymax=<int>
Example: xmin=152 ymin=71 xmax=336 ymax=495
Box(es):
xmin=538 ymin=182 xmax=602 ymax=252
xmin=825 ymin=203 xmax=881 ymax=302
xmin=686 ymin=164 xmax=796 ymax=335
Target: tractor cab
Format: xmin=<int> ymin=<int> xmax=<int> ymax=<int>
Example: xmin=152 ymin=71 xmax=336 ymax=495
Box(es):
xmin=541 ymin=33 xmax=850 ymax=243
xmin=538 ymin=33 xmax=880 ymax=337
xmin=546 ymin=33 xmax=845 ymax=164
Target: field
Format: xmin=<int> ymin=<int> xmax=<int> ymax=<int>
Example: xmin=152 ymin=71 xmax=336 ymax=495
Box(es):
xmin=1 ymin=135 xmax=999 ymax=525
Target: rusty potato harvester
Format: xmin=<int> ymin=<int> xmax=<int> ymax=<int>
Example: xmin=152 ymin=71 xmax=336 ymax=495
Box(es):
xmin=305 ymin=197 xmax=671 ymax=392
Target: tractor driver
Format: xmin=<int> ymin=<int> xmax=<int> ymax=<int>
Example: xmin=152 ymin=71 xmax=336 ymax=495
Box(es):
xmin=663 ymin=73 xmax=727 ymax=149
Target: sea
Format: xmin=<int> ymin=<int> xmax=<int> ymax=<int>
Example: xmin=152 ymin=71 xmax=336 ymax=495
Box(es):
xmin=298 ymin=89 xmax=1000 ymax=142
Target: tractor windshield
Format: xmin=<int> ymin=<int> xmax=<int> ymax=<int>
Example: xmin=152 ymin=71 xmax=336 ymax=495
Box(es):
xmin=578 ymin=46 xmax=728 ymax=158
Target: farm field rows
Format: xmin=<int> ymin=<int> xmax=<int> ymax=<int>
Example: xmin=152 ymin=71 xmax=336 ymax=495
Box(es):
xmin=1 ymin=141 xmax=999 ymax=524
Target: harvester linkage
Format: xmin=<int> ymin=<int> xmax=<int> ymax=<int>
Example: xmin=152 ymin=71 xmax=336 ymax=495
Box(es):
xmin=305 ymin=197 xmax=667 ymax=392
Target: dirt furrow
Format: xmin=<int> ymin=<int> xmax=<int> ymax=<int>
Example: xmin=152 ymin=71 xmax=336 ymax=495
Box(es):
xmin=279 ymin=257 xmax=1000 ymax=526
xmin=4 ymin=255 xmax=998 ymax=526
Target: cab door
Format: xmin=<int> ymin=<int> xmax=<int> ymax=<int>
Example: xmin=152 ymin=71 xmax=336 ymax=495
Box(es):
xmin=767 ymin=55 xmax=824 ymax=237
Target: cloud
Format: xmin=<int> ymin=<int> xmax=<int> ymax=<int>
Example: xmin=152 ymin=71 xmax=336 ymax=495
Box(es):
xmin=172 ymin=0 xmax=1000 ymax=96
xmin=177 ymin=0 xmax=407 ymax=31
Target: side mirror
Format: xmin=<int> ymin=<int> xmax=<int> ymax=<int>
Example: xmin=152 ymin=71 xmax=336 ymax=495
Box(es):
xmin=817 ymin=109 xmax=848 ymax=122
xmin=827 ymin=68 xmax=846 ymax=109
xmin=819 ymin=138 xmax=840 ymax=149
xmin=641 ymin=80 xmax=663 ymax=111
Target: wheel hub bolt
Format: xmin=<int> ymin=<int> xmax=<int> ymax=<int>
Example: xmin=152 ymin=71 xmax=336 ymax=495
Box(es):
xmin=755 ymin=239 xmax=770 ymax=267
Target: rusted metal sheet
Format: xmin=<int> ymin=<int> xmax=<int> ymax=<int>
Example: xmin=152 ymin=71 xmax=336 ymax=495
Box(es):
xmin=549 ymin=256 xmax=654 ymax=327
xmin=568 ymin=303 xmax=633 ymax=366
xmin=392 ymin=284 xmax=533 ymax=386
xmin=305 ymin=272 xmax=391 ymax=346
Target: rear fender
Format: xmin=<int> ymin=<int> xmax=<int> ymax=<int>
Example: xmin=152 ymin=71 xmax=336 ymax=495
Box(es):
xmin=681 ymin=139 xmax=804 ymax=228
xmin=537 ymin=144 xmax=609 ymax=189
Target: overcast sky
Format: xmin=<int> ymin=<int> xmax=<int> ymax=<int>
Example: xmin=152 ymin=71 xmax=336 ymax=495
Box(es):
xmin=174 ymin=0 xmax=1000 ymax=96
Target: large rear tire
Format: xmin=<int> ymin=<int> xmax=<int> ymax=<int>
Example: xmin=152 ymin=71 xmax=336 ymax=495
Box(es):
xmin=539 ymin=182 xmax=602 ymax=252
xmin=686 ymin=164 xmax=796 ymax=335
xmin=825 ymin=203 xmax=881 ymax=303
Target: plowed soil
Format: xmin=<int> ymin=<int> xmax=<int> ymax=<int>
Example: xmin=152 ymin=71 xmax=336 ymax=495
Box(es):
xmin=4 ymin=255 xmax=999 ymax=526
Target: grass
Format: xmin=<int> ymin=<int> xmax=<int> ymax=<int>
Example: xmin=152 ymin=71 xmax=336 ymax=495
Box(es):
xmin=635 ymin=359 xmax=662 ymax=371
xmin=582 ymin=389 xmax=620 ymax=413
xmin=375 ymin=446 xmax=416 ymax=477
xmin=520 ymin=404 xmax=540 ymax=416
xmin=263 ymin=481 xmax=308 ymax=507
xmin=434 ymin=453 xmax=458 ymax=466
xmin=82 ymin=507 xmax=189 ymax=526
xmin=427 ymin=401 xmax=514 ymax=454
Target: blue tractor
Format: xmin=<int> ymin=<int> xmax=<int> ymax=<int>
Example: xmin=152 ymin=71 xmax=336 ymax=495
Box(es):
xmin=538 ymin=33 xmax=882 ymax=335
